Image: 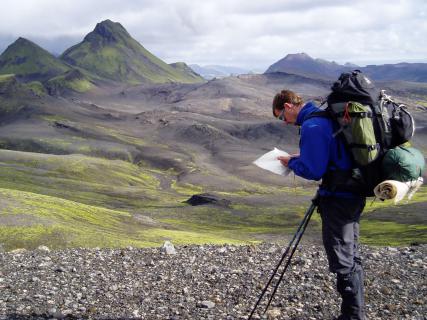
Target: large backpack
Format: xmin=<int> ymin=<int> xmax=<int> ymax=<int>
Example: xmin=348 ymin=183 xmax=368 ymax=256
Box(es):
xmin=313 ymin=70 xmax=416 ymax=196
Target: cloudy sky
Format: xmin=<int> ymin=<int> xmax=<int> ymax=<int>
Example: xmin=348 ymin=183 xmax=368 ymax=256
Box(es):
xmin=0 ymin=0 xmax=426 ymax=71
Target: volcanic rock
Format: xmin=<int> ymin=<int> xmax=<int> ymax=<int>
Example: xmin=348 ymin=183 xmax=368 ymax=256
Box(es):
xmin=185 ymin=193 xmax=231 ymax=206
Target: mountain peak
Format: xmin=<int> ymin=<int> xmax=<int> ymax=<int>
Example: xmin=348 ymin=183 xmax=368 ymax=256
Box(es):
xmin=86 ymin=19 xmax=131 ymax=43
xmin=265 ymin=52 xmax=346 ymax=79
xmin=283 ymin=52 xmax=313 ymax=61
xmin=9 ymin=37 xmax=39 ymax=49
xmin=15 ymin=37 xmax=31 ymax=43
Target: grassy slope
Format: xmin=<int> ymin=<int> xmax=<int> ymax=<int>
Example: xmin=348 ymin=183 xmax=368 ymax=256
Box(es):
xmin=0 ymin=149 xmax=162 ymax=208
xmin=96 ymin=41 xmax=203 ymax=84
xmin=0 ymin=146 xmax=425 ymax=250
xmin=1 ymin=187 xmax=273 ymax=250
xmin=24 ymin=81 xmax=47 ymax=96
xmin=169 ymin=62 xmax=203 ymax=82
xmin=0 ymin=74 xmax=14 ymax=82
xmin=359 ymin=189 xmax=427 ymax=245
xmin=46 ymin=70 xmax=94 ymax=93
xmin=0 ymin=74 xmax=38 ymax=116
xmin=0 ymin=147 xmax=319 ymax=250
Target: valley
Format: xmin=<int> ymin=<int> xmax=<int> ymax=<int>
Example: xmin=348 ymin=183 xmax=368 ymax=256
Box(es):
xmin=0 ymin=21 xmax=426 ymax=251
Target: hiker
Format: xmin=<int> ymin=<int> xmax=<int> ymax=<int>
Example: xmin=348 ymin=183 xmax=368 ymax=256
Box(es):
xmin=272 ymin=90 xmax=366 ymax=320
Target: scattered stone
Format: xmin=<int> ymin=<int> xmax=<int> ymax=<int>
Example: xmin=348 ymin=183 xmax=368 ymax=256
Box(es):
xmin=268 ymin=246 xmax=278 ymax=254
xmin=198 ymin=300 xmax=215 ymax=309
xmin=380 ymin=286 xmax=392 ymax=295
xmin=37 ymin=245 xmax=51 ymax=252
xmin=184 ymin=267 xmax=193 ymax=276
xmin=110 ymin=285 xmax=119 ymax=291
xmin=218 ymin=247 xmax=227 ymax=253
xmin=10 ymin=248 xmax=27 ymax=254
xmin=266 ymin=307 xmax=281 ymax=319
xmin=161 ymin=241 xmax=177 ymax=255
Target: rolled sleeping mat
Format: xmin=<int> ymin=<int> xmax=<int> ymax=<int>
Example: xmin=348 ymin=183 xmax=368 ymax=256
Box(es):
xmin=374 ymin=178 xmax=423 ymax=204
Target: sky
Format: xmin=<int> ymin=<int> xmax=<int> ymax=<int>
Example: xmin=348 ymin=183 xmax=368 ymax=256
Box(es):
xmin=0 ymin=0 xmax=426 ymax=71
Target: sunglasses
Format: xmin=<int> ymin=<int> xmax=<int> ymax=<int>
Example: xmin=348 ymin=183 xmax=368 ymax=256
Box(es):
xmin=277 ymin=108 xmax=285 ymax=121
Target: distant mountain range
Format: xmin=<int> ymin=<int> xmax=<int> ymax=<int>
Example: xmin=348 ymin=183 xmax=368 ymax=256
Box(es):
xmin=265 ymin=53 xmax=427 ymax=83
xmin=189 ymin=64 xmax=255 ymax=80
xmin=0 ymin=20 xmax=204 ymax=94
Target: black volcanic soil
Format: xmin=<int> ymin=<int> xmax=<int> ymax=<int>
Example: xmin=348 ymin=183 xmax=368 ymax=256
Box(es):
xmin=0 ymin=243 xmax=425 ymax=320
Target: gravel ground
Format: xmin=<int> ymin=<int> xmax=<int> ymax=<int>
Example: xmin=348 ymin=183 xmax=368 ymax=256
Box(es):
xmin=0 ymin=243 xmax=425 ymax=320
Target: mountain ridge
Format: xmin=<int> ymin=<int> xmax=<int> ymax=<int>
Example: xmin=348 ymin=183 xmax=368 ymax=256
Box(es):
xmin=265 ymin=52 xmax=427 ymax=82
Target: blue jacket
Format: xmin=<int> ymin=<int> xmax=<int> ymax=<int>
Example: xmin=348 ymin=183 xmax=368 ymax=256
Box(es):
xmin=288 ymin=101 xmax=355 ymax=197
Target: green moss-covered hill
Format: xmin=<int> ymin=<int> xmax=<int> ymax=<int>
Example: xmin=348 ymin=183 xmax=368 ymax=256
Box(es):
xmin=0 ymin=38 xmax=94 ymax=95
xmin=46 ymin=69 xmax=94 ymax=95
xmin=0 ymin=38 xmax=70 ymax=82
xmin=0 ymin=74 xmax=45 ymax=117
xmin=169 ymin=62 xmax=203 ymax=82
xmin=61 ymin=20 xmax=204 ymax=85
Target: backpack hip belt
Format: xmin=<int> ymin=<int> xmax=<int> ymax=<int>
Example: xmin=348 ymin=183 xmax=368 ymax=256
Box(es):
xmin=321 ymin=169 xmax=364 ymax=194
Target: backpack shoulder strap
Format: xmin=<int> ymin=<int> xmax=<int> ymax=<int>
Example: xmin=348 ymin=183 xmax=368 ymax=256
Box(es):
xmin=303 ymin=108 xmax=345 ymax=160
xmin=303 ymin=110 xmax=331 ymax=121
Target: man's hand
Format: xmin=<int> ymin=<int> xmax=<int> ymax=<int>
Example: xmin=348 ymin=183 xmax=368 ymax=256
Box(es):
xmin=277 ymin=154 xmax=300 ymax=167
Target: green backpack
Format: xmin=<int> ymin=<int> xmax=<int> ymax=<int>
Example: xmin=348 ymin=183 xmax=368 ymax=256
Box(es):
xmin=327 ymin=101 xmax=379 ymax=166
xmin=382 ymin=146 xmax=425 ymax=182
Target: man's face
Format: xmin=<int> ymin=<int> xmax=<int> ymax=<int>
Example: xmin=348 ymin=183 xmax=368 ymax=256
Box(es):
xmin=274 ymin=103 xmax=297 ymax=124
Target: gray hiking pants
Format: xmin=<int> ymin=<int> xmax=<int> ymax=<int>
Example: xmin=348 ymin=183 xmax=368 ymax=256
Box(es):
xmin=318 ymin=196 xmax=366 ymax=320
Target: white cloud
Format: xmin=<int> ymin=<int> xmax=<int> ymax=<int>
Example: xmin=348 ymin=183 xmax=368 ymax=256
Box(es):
xmin=0 ymin=0 xmax=426 ymax=70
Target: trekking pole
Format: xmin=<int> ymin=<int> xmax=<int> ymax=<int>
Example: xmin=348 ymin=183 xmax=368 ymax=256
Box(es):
xmin=247 ymin=193 xmax=319 ymax=320
xmin=263 ymin=200 xmax=316 ymax=313
xmin=247 ymin=201 xmax=314 ymax=319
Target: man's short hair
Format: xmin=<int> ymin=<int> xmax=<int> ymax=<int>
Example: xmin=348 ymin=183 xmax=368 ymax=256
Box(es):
xmin=272 ymin=90 xmax=303 ymax=117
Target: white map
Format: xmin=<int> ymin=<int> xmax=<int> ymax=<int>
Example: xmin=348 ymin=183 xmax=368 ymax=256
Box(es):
xmin=253 ymin=147 xmax=291 ymax=176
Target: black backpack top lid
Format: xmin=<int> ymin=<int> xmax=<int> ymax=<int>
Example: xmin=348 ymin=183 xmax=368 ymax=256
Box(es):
xmin=329 ymin=70 xmax=378 ymax=106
